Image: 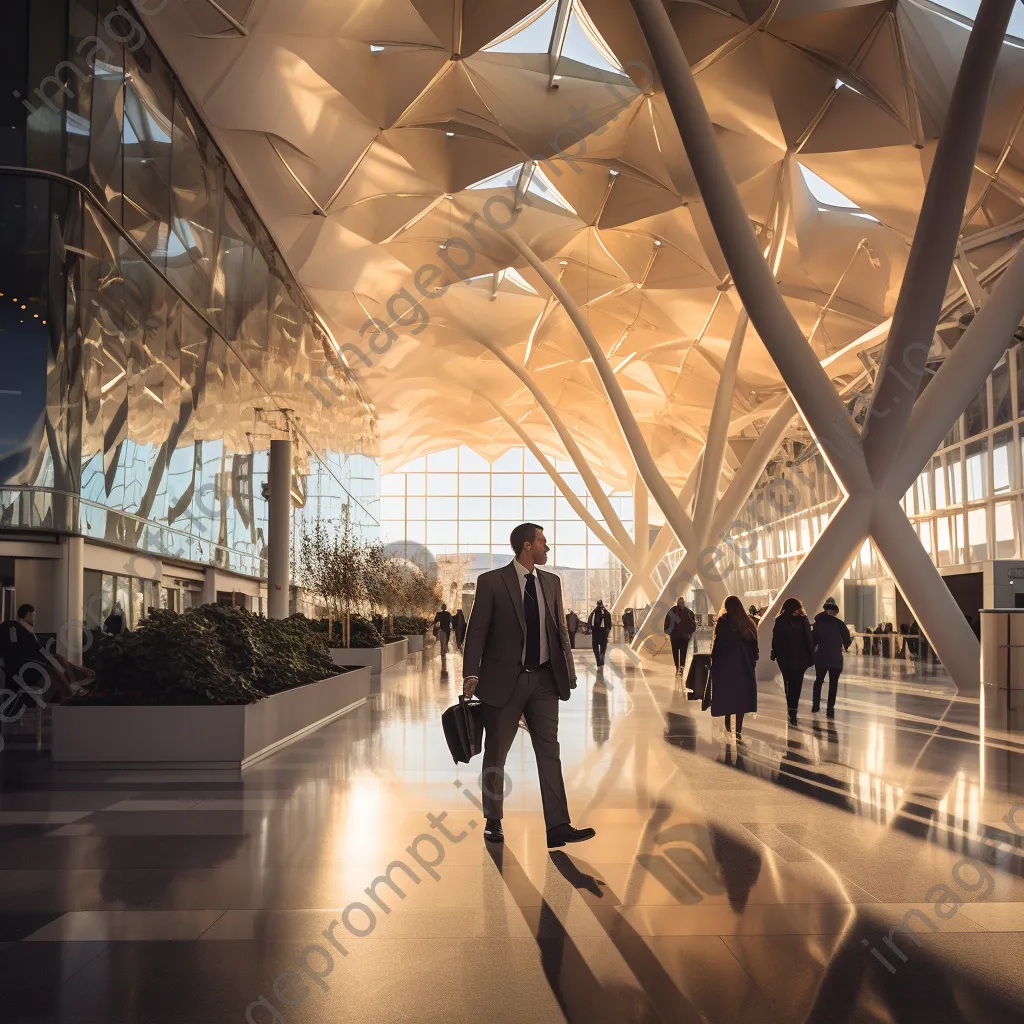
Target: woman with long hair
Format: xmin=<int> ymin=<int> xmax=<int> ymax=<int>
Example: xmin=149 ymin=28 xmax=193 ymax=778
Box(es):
xmin=710 ymin=596 xmax=759 ymax=741
xmin=770 ymin=597 xmax=814 ymax=725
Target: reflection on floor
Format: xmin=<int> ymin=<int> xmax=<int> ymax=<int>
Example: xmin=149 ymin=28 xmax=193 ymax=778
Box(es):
xmin=2 ymin=646 xmax=1024 ymax=1023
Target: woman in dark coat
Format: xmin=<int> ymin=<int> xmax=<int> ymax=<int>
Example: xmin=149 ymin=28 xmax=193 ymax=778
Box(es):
xmin=453 ymin=608 xmax=467 ymax=651
xmin=770 ymin=597 xmax=814 ymax=726
xmin=710 ymin=596 xmax=759 ymax=741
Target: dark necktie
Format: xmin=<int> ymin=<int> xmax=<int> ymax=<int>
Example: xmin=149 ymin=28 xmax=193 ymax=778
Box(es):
xmin=524 ymin=573 xmax=541 ymax=669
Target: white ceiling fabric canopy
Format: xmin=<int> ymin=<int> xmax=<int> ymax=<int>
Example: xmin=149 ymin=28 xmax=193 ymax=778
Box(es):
xmin=139 ymin=0 xmax=1024 ymax=493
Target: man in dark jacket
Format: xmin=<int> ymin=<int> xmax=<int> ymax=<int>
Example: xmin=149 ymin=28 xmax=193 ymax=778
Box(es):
xmin=588 ymin=600 xmax=612 ymax=667
xmin=664 ymin=597 xmax=697 ymax=673
xmin=433 ymin=604 xmax=453 ymax=670
xmin=811 ymin=597 xmax=852 ymax=718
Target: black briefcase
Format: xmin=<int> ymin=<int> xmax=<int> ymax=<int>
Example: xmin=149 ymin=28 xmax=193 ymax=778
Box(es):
xmin=684 ymin=653 xmax=711 ymax=701
xmin=441 ymin=696 xmax=485 ymax=763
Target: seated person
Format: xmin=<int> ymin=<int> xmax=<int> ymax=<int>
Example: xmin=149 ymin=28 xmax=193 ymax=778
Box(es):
xmin=1 ymin=604 xmax=92 ymax=706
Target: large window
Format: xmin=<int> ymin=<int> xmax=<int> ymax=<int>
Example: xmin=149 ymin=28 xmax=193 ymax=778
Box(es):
xmin=381 ymin=446 xmax=633 ymax=609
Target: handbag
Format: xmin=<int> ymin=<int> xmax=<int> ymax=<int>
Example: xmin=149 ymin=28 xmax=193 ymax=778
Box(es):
xmin=441 ymin=695 xmax=485 ymax=763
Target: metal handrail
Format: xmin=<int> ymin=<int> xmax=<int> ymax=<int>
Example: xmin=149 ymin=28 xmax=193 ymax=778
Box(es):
xmin=0 ymin=165 xmax=378 ymax=525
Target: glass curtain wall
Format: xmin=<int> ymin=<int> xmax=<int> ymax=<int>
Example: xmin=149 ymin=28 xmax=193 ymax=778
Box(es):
xmin=0 ymin=0 xmax=379 ymax=578
xmin=381 ymin=446 xmax=631 ymax=612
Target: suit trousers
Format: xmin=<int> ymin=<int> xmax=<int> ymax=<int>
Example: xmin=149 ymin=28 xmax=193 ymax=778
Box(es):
xmin=670 ymin=636 xmax=690 ymax=669
xmin=781 ymin=667 xmax=807 ymax=711
xmin=479 ymin=664 xmax=569 ymax=830
xmin=592 ymin=634 xmax=608 ymax=666
xmin=813 ymin=666 xmax=841 ymax=709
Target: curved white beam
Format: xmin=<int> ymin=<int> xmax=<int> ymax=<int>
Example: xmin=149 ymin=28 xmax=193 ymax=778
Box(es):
xmin=474 ymin=334 xmax=636 ymax=554
xmin=507 ymin=228 xmax=700 ymax=559
xmin=630 ymin=0 xmax=870 ymax=496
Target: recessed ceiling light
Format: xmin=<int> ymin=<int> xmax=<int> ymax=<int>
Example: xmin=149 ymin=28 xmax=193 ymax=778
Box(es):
xmin=654 ymin=240 xmax=663 ymax=247
xmin=439 ymin=243 xmax=448 ymax=250
xmin=370 ymin=44 xmax=385 ymax=53
xmin=559 ymin=260 xmax=568 ymax=266
xmin=445 ymin=131 xmax=455 ymax=138
xmin=609 ymin=169 xmax=620 ymax=178
xmin=553 ymin=75 xmax=562 ymax=81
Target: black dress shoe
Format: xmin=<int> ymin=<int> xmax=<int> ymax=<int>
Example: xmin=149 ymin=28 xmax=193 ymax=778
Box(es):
xmin=484 ymin=819 xmax=504 ymax=843
xmin=826 ymin=707 xmax=835 ymax=719
xmin=788 ymin=710 xmax=798 ymax=726
xmin=547 ymin=823 xmax=596 ymax=848
xmin=811 ymin=703 xmax=820 ymax=714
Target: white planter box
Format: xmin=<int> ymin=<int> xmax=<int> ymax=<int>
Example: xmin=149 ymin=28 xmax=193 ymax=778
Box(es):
xmin=403 ymin=634 xmax=425 ymax=654
xmin=51 ymin=668 xmax=372 ymax=769
xmin=331 ymin=639 xmax=408 ymax=675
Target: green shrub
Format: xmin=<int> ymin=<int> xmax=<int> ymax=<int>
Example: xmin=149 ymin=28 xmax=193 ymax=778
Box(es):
xmin=73 ymin=607 xmax=338 ymax=706
xmin=393 ymin=615 xmax=429 ymax=635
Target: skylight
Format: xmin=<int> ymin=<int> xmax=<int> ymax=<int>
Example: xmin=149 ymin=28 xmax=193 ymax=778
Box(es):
xmin=560 ymin=6 xmax=624 ymax=74
xmin=466 ymin=162 xmax=577 ymax=214
xmin=798 ymin=163 xmax=878 ymax=221
xmin=930 ymin=0 xmax=1024 ymax=40
xmin=485 ymin=1 xmax=558 ymax=54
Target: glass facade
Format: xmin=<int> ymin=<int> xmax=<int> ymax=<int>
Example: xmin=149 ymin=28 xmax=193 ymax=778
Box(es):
xmin=381 ymin=446 xmax=631 ymax=611
xmin=723 ymin=346 xmax=1024 ymax=607
xmin=0 ymin=0 xmax=379 ymax=579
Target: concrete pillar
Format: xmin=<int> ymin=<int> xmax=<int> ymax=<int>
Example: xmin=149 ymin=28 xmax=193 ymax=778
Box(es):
xmin=202 ymin=567 xmax=217 ymax=606
xmin=268 ymin=438 xmax=293 ymax=619
xmin=57 ymin=535 xmax=84 ymax=664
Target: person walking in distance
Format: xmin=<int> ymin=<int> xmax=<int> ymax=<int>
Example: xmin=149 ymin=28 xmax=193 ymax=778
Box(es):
xmin=433 ymin=603 xmax=453 ymax=670
xmin=710 ymin=597 xmax=759 ymax=742
xmin=588 ymin=599 xmax=612 ymax=668
xmin=811 ymin=597 xmax=852 ymax=719
xmin=622 ymin=607 xmax=635 ymax=643
xmin=453 ymin=607 xmax=467 ymax=652
xmin=462 ymin=523 xmax=595 ymax=848
xmin=770 ymin=598 xmax=814 ymax=726
xmin=664 ymin=596 xmax=697 ymax=674
xmin=565 ymin=608 xmax=580 ymax=651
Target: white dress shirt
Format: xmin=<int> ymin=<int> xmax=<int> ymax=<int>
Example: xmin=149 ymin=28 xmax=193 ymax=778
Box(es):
xmin=513 ymin=557 xmax=549 ymax=666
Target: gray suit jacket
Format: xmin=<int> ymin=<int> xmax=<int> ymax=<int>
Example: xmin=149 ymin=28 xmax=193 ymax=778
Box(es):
xmin=463 ymin=561 xmax=576 ymax=707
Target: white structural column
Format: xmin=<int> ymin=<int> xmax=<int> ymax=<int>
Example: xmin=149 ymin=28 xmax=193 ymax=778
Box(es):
xmin=508 ymin=228 xmax=701 ymax=558
xmin=57 ymin=535 xmax=85 ymax=665
xmin=632 ymin=473 xmax=650 ymax=602
xmin=887 ymin=245 xmax=1024 ymax=498
xmin=692 ymin=312 xmax=749 ymax=546
xmin=632 ymin=0 xmax=1020 ymax=692
xmin=476 ymin=336 xmax=635 ymax=554
xmin=861 ymin=0 xmax=1017 ymax=480
xmin=636 ymin=398 xmax=797 ymax=648
xmin=267 ymin=437 xmax=293 ymax=620
xmin=871 ymin=502 xmax=980 ymax=687
xmin=611 ymin=452 xmax=705 ymax=616
xmin=630 ymin=0 xmax=870 ymax=496
xmin=487 ymin=399 xmax=641 ymax=571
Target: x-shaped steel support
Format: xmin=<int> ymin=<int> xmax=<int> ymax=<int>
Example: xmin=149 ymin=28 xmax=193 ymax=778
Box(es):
xmin=631 ymin=0 xmax=1024 ymax=690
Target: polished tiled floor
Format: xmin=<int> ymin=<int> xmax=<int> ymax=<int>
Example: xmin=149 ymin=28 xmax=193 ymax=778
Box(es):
xmin=2 ymin=646 xmax=1024 ymax=1023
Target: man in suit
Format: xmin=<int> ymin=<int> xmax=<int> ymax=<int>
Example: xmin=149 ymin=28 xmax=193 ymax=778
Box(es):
xmin=462 ymin=523 xmax=596 ymax=848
